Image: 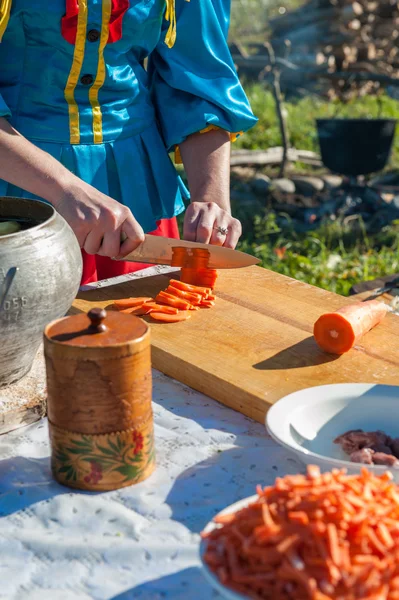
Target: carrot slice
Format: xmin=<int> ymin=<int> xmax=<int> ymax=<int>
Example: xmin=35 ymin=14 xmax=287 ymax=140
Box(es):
xmin=180 ymin=268 xmax=218 ymax=289
xmin=313 ymin=299 xmax=388 ymax=354
xmin=169 ymin=279 xmax=210 ymax=296
xmin=120 ymin=304 xmax=153 ymax=315
xmin=171 ymin=247 xmax=210 ymax=269
xmin=149 ymin=311 xmax=191 ymax=323
xmin=155 ymin=291 xmax=193 ymax=310
xmin=143 ymin=302 xmax=179 ymax=314
xmin=113 ymin=297 xmax=153 ymax=310
xmin=166 ymin=286 xmax=202 ymax=304
xmin=200 ymin=300 xmax=215 ymax=308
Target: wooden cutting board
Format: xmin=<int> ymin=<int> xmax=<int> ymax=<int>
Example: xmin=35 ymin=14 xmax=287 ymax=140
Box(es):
xmin=72 ymin=267 xmax=399 ymax=425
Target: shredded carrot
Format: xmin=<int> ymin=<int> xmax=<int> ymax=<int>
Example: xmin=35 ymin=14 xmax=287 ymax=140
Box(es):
xmin=202 ymin=466 xmax=399 ymax=599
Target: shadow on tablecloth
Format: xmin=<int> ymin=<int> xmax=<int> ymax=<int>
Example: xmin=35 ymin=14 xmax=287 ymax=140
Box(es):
xmin=0 ymin=456 xmax=94 ymax=517
xmin=109 ymin=567 xmax=218 ymax=600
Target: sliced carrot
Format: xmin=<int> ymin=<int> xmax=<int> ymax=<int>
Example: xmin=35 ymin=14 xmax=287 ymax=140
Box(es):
xmin=171 ymin=247 xmax=210 ymax=269
xmin=155 ymin=291 xmax=193 ymax=310
xmin=143 ymin=302 xmax=179 ymax=315
xmin=120 ymin=304 xmax=153 ymax=315
xmin=200 ymin=300 xmax=215 ymax=308
xmin=180 ymin=267 xmax=218 ymax=289
xmin=149 ymin=311 xmax=191 ymax=323
xmin=165 ymin=286 xmax=202 ymax=305
xmin=169 ymin=279 xmax=211 ymax=296
xmin=113 ymin=297 xmax=153 ymax=310
xmin=313 ymin=299 xmax=388 ymax=354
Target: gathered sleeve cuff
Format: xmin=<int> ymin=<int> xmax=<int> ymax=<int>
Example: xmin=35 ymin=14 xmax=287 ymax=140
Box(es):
xmin=148 ymin=0 xmax=257 ymax=160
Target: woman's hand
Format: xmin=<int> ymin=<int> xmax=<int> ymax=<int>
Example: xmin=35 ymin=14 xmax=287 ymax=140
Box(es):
xmin=179 ymin=129 xmax=242 ymax=249
xmin=183 ymin=201 xmax=242 ymax=248
xmin=0 ymin=119 xmax=144 ymax=259
xmin=55 ymin=183 xmax=145 ymax=259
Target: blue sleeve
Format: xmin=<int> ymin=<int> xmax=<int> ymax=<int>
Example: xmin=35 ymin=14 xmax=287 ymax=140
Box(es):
xmin=0 ymin=92 xmax=11 ymax=118
xmin=148 ymin=0 xmax=257 ymax=152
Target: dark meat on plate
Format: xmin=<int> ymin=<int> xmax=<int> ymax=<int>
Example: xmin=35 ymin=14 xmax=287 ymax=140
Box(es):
xmin=350 ymin=448 xmax=375 ymax=464
xmin=334 ymin=429 xmax=391 ymax=454
xmin=372 ymin=453 xmax=399 ymax=467
xmin=390 ymin=438 xmax=399 ymax=459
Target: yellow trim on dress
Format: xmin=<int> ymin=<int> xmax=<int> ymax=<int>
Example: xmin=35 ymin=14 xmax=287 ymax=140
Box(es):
xmin=64 ymin=0 xmax=88 ymax=144
xmin=0 ymin=0 xmax=12 ymax=42
xmin=164 ymin=0 xmax=190 ymax=49
xmin=164 ymin=0 xmax=177 ymax=48
xmin=174 ymin=126 xmax=243 ymax=164
xmin=89 ymin=0 xmax=112 ymax=144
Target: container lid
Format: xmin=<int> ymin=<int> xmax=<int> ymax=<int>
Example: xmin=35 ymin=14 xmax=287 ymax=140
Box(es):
xmin=45 ymin=307 xmax=148 ymax=347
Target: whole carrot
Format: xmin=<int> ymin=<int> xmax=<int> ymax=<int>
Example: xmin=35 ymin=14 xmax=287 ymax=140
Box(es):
xmin=313 ymin=299 xmax=389 ymax=354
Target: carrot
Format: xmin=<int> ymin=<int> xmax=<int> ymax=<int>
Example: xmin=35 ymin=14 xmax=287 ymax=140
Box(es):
xmin=143 ymin=302 xmax=179 ymax=315
xmin=180 ymin=267 xmax=218 ymax=289
xmin=313 ymin=299 xmax=389 ymax=355
xmin=171 ymin=247 xmax=210 ymax=269
xmin=113 ymin=297 xmax=153 ymax=310
xmin=202 ymin=465 xmax=399 ymax=600
xmin=169 ymin=279 xmax=211 ymax=296
xmin=200 ymin=300 xmax=215 ymax=308
xmin=165 ymin=286 xmax=202 ymax=305
xmin=149 ymin=311 xmax=191 ymax=323
xmin=155 ymin=291 xmax=193 ymax=310
xmin=120 ymin=304 xmax=153 ymax=315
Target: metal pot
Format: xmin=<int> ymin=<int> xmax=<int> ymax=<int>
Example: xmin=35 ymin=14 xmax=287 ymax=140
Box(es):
xmin=316 ymin=118 xmax=397 ymax=177
xmin=0 ymin=197 xmax=82 ymax=387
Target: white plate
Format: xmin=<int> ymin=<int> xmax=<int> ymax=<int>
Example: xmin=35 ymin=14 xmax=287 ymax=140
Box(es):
xmin=266 ymin=383 xmax=399 ymax=480
xmin=199 ymin=495 xmax=258 ymax=600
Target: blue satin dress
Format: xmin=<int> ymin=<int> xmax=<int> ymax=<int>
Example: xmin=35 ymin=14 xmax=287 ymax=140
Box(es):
xmin=0 ymin=0 xmax=257 ymax=280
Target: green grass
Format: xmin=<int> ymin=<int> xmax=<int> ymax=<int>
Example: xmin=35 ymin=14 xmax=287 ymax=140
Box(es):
xmin=176 ymin=84 xmax=399 ymax=296
xmin=236 ymin=212 xmax=399 ymax=296
xmin=231 ymin=84 xmax=399 ymax=295
xmin=236 ymin=84 xmax=399 ymax=166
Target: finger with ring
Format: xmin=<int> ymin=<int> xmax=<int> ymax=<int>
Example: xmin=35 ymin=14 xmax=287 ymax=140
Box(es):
xmin=211 ymin=223 xmax=229 ymax=245
xmin=215 ymin=225 xmax=229 ymax=236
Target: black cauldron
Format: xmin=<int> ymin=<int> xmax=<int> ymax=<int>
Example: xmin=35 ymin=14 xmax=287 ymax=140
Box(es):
xmin=316 ymin=118 xmax=397 ymax=177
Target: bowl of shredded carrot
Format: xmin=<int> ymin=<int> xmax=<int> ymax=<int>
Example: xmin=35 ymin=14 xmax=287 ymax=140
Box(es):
xmin=266 ymin=383 xmax=399 ymax=481
xmin=200 ymin=465 xmax=399 ymax=599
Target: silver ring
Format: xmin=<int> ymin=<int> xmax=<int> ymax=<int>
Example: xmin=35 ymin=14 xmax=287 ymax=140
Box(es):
xmin=215 ymin=226 xmax=228 ymax=236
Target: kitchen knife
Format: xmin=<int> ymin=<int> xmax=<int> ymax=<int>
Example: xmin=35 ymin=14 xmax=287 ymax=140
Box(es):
xmin=116 ymin=235 xmax=260 ymax=269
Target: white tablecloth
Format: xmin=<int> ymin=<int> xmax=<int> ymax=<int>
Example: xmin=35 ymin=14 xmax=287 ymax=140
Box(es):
xmin=0 ymin=370 xmax=301 ymax=600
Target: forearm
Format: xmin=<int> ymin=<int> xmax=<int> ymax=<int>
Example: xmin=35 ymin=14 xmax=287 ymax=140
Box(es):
xmin=179 ymin=128 xmax=231 ymax=213
xmin=0 ymin=117 xmax=74 ymax=206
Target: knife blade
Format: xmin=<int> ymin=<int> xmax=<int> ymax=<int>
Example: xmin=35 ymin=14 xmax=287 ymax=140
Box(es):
xmin=116 ymin=235 xmax=260 ymax=269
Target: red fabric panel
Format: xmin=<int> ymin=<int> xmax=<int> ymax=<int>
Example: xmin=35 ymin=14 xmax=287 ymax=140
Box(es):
xmin=61 ymin=0 xmax=130 ymax=45
xmin=81 ymin=217 xmax=180 ymax=285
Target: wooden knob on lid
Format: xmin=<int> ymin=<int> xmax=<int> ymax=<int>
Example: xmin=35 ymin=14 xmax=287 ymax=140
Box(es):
xmin=87 ymin=307 xmax=107 ymax=333
xmin=43 ymin=307 xmax=154 ymax=491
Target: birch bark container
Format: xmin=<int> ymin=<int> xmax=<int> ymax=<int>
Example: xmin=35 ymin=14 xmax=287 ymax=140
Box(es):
xmin=43 ymin=308 xmax=154 ymax=491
